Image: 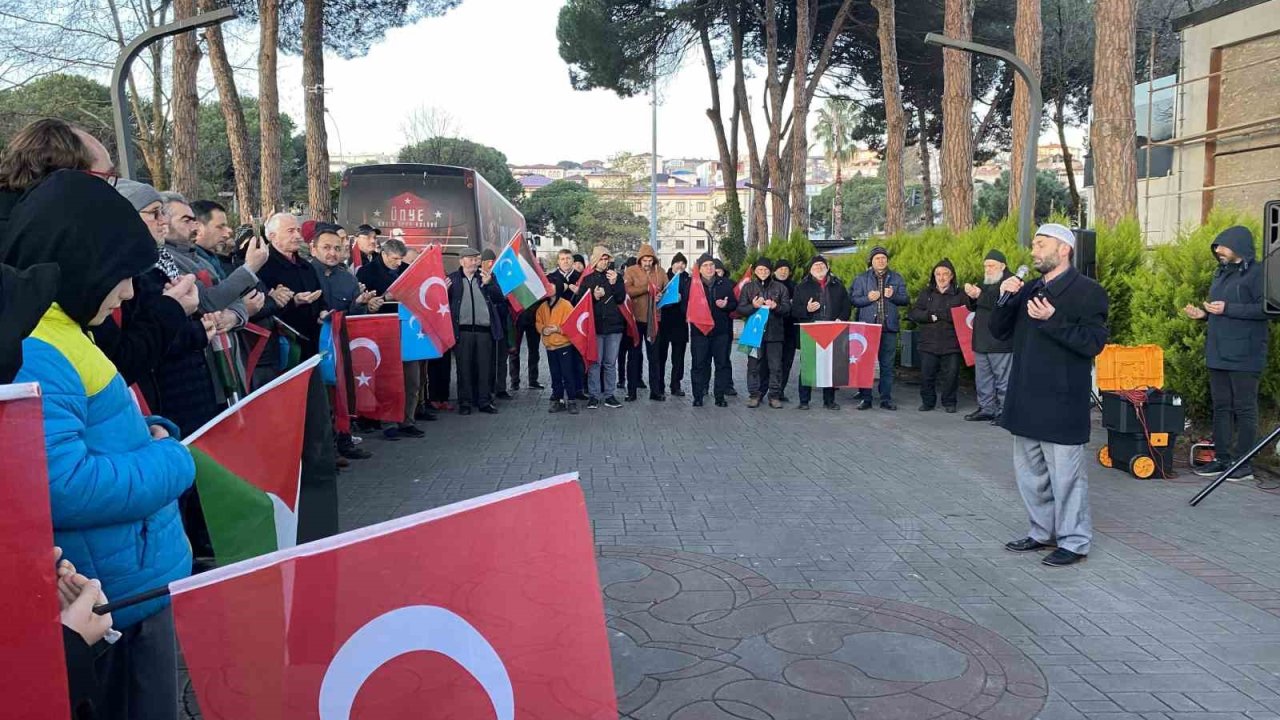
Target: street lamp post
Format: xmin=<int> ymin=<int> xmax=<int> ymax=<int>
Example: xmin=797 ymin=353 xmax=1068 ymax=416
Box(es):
xmin=682 ymin=223 xmax=714 ymax=255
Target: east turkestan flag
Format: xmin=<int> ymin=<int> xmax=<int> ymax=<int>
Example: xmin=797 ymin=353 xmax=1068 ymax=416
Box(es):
xmin=171 ymin=474 xmax=618 ymax=720
xmin=800 ymin=321 xmax=850 ymax=388
xmin=494 ymin=231 xmax=552 ymax=312
xmin=182 ymin=357 xmax=318 ymax=566
xmin=387 ymin=244 xmax=455 ymax=353
xmin=737 ymin=306 xmax=769 ymax=355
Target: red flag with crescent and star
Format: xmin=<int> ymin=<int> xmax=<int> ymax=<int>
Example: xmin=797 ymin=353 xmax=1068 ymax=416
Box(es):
xmin=386 ymin=244 xmax=455 ymax=354
xmin=563 ymin=293 xmax=598 ymax=364
xmin=847 ymin=321 xmax=883 ymax=389
xmin=951 ymin=305 xmax=976 ymax=367
xmin=619 ymin=296 xmax=640 ymax=346
xmin=343 ymin=315 xmax=404 ymax=423
xmin=169 ymin=474 xmax=618 ymax=720
xmin=687 ymin=274 xmax=715 ymax=336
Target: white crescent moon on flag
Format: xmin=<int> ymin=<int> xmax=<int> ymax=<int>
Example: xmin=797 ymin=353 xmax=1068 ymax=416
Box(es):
xmin=576 ymin=314 xmax=589 ymax=335
xmin=317 ymin=605 xmax=513 ymax=720
xmin=348 ymin=338 xmax=382 ymax=369
xmin=966 ymin=311 xmax=975 ymax=329
xmin=849 ymin=332 xmax=868 ymax=360
xmin=407 ymin=314 xmax=422 ymax=333
xmin=497 ymin=257 xmax=516 ymax=277
xmin=418 ymin=276 xmax=449 ymax=308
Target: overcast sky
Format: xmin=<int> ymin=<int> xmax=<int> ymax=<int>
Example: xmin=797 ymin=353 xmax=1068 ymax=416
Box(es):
xmin=269 ymin=0 xmax=1080 ymax=166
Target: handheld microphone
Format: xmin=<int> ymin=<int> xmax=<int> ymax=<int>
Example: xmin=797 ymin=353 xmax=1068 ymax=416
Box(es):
xmin=996 ymin=265 xmax=1029 ymax=308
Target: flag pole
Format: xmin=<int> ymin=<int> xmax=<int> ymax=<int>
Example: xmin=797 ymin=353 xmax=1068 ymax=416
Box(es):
xmin=93 ymin=585 xmax=171 ymax=616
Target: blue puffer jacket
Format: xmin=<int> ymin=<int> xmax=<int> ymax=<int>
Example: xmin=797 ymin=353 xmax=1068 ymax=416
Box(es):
xmin=17 ymin=306 xmax=194 ymax=629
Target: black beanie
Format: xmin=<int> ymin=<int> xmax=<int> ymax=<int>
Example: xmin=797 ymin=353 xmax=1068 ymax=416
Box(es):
xmin=753 ymin=256 xmax=774 ymax=272
xmin=775 ymin=259 xmax=793 ymax=272
xmin=808 ymin=255 xmax=829 ymax=272
xmin=671 ymin=251 xmax=688 ymax=266
xmin=695 ymin=253 xmax=714 ymax=269
xmin=984 ymin=249 xmax=1007 ymax=265
xmin=867 ymin=246 xmax=889 ymax=267
xmin=2 ymin=170 xmax=157 ymax=327
xmin=572 ymin=253 xmax=585 ymax=265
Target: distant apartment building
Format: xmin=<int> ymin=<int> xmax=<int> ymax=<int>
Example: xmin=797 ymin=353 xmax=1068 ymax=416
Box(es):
xmin=509 ymin=163 xmax=566 ymax=180
xmin=329 ymin=152 xmax=397 ymax=174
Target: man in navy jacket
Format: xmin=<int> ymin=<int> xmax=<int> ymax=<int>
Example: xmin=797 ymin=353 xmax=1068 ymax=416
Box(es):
xmin=991 ymin=223 xmax=1109 ymax=568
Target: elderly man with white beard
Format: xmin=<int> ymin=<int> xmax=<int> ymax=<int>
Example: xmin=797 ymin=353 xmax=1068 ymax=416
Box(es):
xmin=963 ymin=249 xmax=1015 ymax=424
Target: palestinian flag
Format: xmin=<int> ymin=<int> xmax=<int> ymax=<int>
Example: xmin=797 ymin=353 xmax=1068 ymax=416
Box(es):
xmin=275 ymin=318 xmax=305 ymax=371
xmin=183 ymin=357 xmax=319 ymax=566
xmin=800 ymin=321 xmax=850 ymax=388
xmin=494 ymin=231 xmax=552 ymax=311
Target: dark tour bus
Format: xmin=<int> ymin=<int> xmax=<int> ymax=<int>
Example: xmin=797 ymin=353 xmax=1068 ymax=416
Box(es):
xmin=336 ymin=163 xmax=526 ymax=271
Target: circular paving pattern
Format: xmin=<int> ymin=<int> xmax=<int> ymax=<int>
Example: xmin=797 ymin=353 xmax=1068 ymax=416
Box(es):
xmin=599 ymin=546 xmax=1047 ymax=720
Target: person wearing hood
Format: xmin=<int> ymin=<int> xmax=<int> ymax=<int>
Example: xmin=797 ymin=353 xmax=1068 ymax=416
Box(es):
xmin=991 ymin=223 xmax=1108 ymax=568
xmin=738 ymin=257 xmax=792 ymax=408
xmin=772 ymin=259 xmax=800 ymax=401
xmin=0 ymin=262 xmax=59 ymax=383
xmin=850 ymin=246 xmax=909 ymax=410
xmin=576 ymin=244 xmax=627 ymax=408
xmin=537 ymin=274 xmax=582 ymax=414
xmin=908 ymin=258 xmax=969 ymax=413
xmin=623 ymin=242 xmax=667 ymax=401
xmin=1185 ymin=225 xmax=1270 ymax=482
xmin=4 ymin=170 xmax=196 ymax=718
xmin=689 ymin=253 xmax=738 ymax=407
xmin=963 ymin=250 xmax=1015 ymax=423
xmin=791 ymin=256 xmax=851 ymax=409
xmin=660 ymin=252 xmax=693 ymax=396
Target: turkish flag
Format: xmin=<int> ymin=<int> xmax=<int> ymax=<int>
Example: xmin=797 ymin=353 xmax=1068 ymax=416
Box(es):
xmin=171 ymin=475 xmax=617 ymax=720
xmin=344 ymin=315 xmax=404 ymax=423
xmin=563 ymin=293 xmax=598 ymax=364
xmin=730 ymin=270 xmax=752 ymax=319
xmin=687 ymin=274 xmax=715 ymax=336
xmin=847 ymin=322 xmax=883 ymax=389
xmin=0 ymin=383 xmax=70 ymax=720
xmin=387 ymin=244 xmax=455 ymax=353
xmin=619 ymin=296 xmax=640 ymax=346
xmin=951 ymin=305 xmax=976 ymax=367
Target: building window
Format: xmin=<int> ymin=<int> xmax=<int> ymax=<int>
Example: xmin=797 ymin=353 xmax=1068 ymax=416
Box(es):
xmin=675 ymin=202 xmax=686 ymax=214
xmin=696 ymin=220 xmax=705 ymax=230
xmin=697 ymin=239 xmax=706 ymax=249
xmin=553 ymin=237 xmax=562 ymax=247
xmin=676 ymin=240 xmax=684 ymax=250
xmin=696 ymin=202 xmax=706 ymax=212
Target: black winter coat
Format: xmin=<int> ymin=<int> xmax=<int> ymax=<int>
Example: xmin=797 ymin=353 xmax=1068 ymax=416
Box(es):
xmin=738 ymin=277 xmax=792 ymax=342
xmin=966 ymin=271 xmax=1015 ymax=354
xmin=791 ymin=274 xmax=851 ymax=324
xmin=258 ymin=246 xmax=324 ymax=355
xmin=92 ymin=266 xmax=198 ymax=388
xmin=447 ymin=268 xmax=506 ymax=341
xmin=908 ymin=264 xmax=969 ymax=355
xmin=576 ymin=270 xmax=628 ymax=335
xmin=991 ymin=266 xmax=1109 ymax=445
xmin=660 ymin=270 xmax=691 ymax=342
xmin=1205 ymin=231 xmax=1269 ymax=373
xmin=693 ymin=274 xmax=738 ymax=337
xmin=777 ymin=277 xmax=800 ymax=346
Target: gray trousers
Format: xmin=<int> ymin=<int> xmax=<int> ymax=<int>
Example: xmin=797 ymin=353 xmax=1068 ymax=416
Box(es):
xmin=1013 ymin=435 xmax=1093 ymax=555
xmin=975 ymin=352 xmax=1012 ymax=414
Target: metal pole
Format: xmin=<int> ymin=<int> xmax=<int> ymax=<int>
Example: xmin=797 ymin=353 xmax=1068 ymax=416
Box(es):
xmin=651 ymin=57 xmax=660 ymax=251
xmin=112 ymin=7 xmax=237 ymax=180
xmin=924 ymin=32 xmax=1042 ymax=248
xmin=1189 ymin=425 xmax=1280 ymax=506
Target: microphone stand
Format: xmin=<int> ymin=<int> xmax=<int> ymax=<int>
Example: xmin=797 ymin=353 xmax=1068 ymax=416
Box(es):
xmin=1189 ymin=424 xmax=1280 ymax=506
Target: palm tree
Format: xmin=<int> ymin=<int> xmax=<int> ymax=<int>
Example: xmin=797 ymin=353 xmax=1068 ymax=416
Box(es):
xmin=814 ymin=99 xmax=858 ymax=240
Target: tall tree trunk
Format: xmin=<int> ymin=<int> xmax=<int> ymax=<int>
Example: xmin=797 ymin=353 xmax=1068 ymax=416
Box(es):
xmin=146 ymin=43 xmax=169 ymax=187
xmin=259 ymin=0 xmax=283 ymax=219
xmin=941 ymin=0 xmax=975 ymax=232
xmin=917 ymin=105 xmax=936 ymax=227
xmin=787 ymin=0 xmax=813 ymax=237
xmin=1054 ymin=97 xmax=1082 ymax=223
xmin=201 ymin=0 xmax=255 ymax=223
xmin=698 ymin=19 xmax=742 ymax=255
xmin=762 ymin=0 xmax=789 ymax=241
xmin=732 ymin=9 xmax=768 ymax=248
xmin=1091 ymin=0 xmax=1137 ymax=226
xmin=874 ymin=0 xmax=906 ymax=235
xmin=1009 ymin=0 xmax=1043 ymax=218
xmin=170 ymin=0 xmax=200 ymax=199
xmin=302 ymin=0 xmax=331 ymax=220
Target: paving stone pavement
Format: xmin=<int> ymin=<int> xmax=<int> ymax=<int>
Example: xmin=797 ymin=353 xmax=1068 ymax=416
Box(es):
xmin=184 ymin=351 xmax=1280 ymax=719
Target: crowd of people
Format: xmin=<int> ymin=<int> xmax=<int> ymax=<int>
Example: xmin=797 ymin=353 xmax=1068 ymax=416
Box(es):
xmin=0 ymin=116 xmax=1270 ymax=718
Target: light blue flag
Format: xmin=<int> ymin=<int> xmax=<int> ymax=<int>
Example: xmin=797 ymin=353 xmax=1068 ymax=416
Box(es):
xmin=739 ymin=306 xmax=769 ymax=350
xmin=400 ymin=304 xmax=442 ymax=361
xmin=318 ymin=319 xmax=336 ymax=385
xmin=657 ymin=276 xmax=682 ymax=308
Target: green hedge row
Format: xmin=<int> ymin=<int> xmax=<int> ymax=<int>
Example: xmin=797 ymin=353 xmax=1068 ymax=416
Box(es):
xmin=746 ymin=214 xmax=1276 ymax=423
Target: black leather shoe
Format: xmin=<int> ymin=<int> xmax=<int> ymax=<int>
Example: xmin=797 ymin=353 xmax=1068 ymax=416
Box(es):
xmin=725 ymin=388 xmax=738 ymax=397
xmin=918 ymin=404 xmax=935 ymax=412
xmin=965 ymin=411 xmax=996 ymax=422
xmin=714 ymin=397 xmax=728 ymax=407
xmin=857 ymin=400 xmax=873 ymax=411
xmin=1005 ymin=537 xmax=1055 ymax=553
xmin=625 ymin=392 xmax=637 ymax=402
xmin=495 ymin=391 xmax=513 ymax=400
xmin=529 ymin=381 xmax=545 ymax=389
xmin=479 ymin=404 xmax=499 ymax=414
xmin=649 ymin=393 xmax=665 ymax=401
xmin=1042 ymin=548 xmax=1086 ymax=567
xmin=797 ymin=402 xmax=810 ymax=410
xmin=671 ymin=388 xmax=686 ymax=397
xmin=397 ymin=424 xmax=425 ymax=438
xmin=692 ymin=397 xmax=704 ymax=407
xmin=881 ymin=402 xmax=898 ymax=411
xmin=637 ymin=380 xmax=647 ymax=389
xmin=944 ymin=406 xmax=957 ymax=414
xmin=414 ymin=407 xmax=438 ymax=422
xmin=989 ymin=414 xmax=1002 ymax=425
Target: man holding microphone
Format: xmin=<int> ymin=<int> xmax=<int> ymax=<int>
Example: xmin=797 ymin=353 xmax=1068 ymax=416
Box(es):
xmin=991 ymin=223 xmax=1109 ymax=568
